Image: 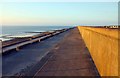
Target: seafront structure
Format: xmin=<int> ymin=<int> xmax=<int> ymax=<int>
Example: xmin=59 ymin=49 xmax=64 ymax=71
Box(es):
xmin=2 ymin=28 xmax=69 ymax=53
xmin=104 ymin=25 xmax=119 ymax=28
xmin=2 ymin=26 xmax=119 ymax=77
xmin=78 ymin=26 xmax=118 ymax=76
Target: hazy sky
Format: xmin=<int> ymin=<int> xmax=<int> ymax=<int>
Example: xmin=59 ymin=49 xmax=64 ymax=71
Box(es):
xmin=1 ymin=2 xmax=118 ymax=26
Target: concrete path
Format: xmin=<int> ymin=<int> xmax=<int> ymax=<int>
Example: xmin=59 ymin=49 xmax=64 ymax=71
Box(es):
xmin=34 ymin=28 xmax=99 ymax=76
xmin=2 ymin=30 xmax=69 ymax=76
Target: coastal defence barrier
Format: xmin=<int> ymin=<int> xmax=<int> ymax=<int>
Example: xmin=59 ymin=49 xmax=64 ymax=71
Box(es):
xmin=77 ymin=26 xmax=118 ymax=76
xmin=2 ymin=28 xmax=71 ymax=53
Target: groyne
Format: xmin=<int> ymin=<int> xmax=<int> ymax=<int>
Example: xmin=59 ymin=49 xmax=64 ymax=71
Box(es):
xmin=78 ymin=26 xmax=118 ymax=76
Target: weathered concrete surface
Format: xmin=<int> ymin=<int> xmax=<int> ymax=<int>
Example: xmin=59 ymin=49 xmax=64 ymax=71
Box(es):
xmin=2 ymin=30 xmax=69 ymax=76
xmin=78 ymin=26 xmax=118 ymax=76
xmin=35 ymin=28 xmax=99 ymax=76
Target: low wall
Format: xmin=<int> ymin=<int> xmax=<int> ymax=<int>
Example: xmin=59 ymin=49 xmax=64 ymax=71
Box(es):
xmin=78 ymin=26 xmax=118 ymax=76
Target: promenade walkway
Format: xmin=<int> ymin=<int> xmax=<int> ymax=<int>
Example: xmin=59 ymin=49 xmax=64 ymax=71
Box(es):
xmin=2 ymin=29 xmax=68 ymax=76
xmin=35 ymin=28 xmax=99 ymax=76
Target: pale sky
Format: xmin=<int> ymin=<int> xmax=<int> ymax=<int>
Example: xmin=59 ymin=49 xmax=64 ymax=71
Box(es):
xmin=1 ymin=0 xmax=119 ymax=2
xmin=1 ymin=2 xmax=118 ymax=26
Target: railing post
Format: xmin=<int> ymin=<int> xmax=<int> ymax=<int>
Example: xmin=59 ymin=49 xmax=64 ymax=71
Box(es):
xmin=16 ymin=47 xmax=19 ymax=51
xmin=38 ymin=39 xmax=41 ymax=42
xmin=29 ymin=38 xmax=33 ymax=43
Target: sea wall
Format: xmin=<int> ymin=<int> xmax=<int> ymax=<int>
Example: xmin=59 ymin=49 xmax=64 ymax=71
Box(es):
xmin=77 ymin=26 xmax=118 ymax=76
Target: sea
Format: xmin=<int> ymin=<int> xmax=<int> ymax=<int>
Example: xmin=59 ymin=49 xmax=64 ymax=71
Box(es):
xmin=2 ymin=26 xmax=73 ymax=35
xmin=0 ymin=26 xmax=73 ymax=41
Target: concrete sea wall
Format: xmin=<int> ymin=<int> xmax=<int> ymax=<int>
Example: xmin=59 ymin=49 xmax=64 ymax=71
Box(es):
xmin=78 ymin=26 xmax=118 ymax=76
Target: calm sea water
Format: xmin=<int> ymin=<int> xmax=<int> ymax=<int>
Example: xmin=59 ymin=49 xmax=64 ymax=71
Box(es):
xmin=2 ymin=26 xmax=73 ymax=35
